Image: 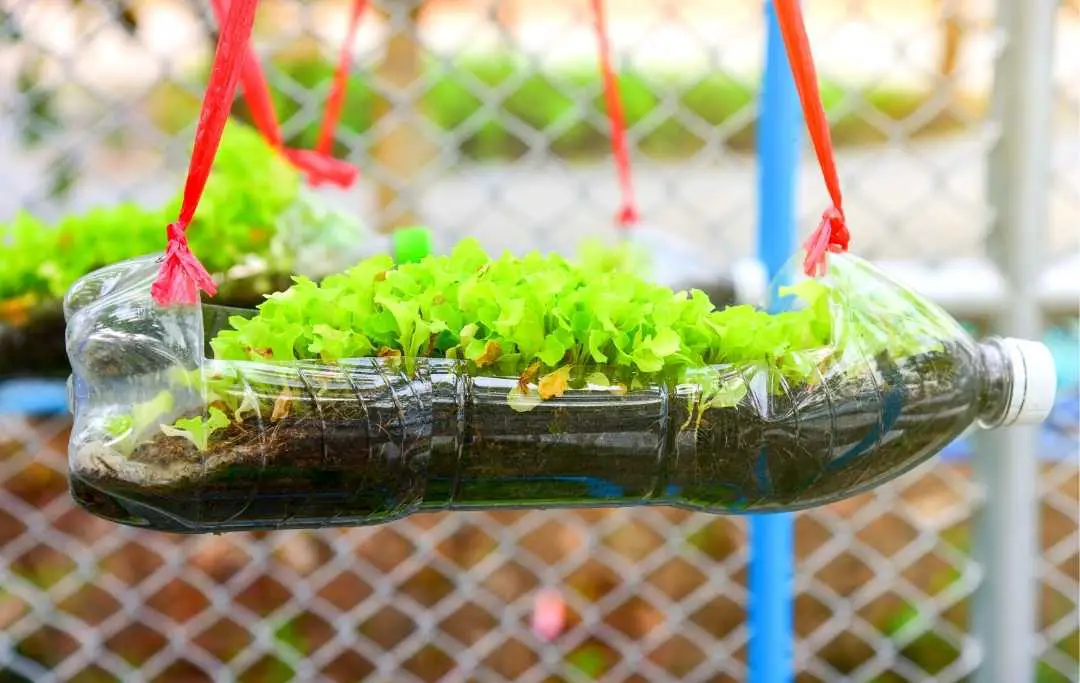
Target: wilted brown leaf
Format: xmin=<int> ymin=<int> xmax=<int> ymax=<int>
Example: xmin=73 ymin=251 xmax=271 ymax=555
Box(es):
xmin=476 ymin=341 xmax=502 ymax=367
xmin=518 ymin=361 xmax=542 ymax=392
xmin=271 ymin=388 xmax=293 ymax=422
xmin=538 ymin=366 xmax=572 ymax=400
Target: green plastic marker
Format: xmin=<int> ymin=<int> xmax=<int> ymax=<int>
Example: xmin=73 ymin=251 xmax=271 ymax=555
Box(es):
xmin=392 ymin=226 xmax=434 ymax=264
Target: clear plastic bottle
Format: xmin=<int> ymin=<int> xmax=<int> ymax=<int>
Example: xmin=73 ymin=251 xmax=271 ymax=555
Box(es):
xmin=63 ymin=252 xmax=1057 ymax=533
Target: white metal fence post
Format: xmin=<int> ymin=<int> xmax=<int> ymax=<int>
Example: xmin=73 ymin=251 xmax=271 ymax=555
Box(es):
xmin=973 ymin=1 xmax=1058 ymax=682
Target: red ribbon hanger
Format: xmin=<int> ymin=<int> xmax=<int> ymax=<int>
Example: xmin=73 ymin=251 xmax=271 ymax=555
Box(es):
xmin=590 ymin=0 xmax=639 ymax=230
xmin=208 ymin=0 xmax=368 ymax=188
xmin=153 ymin=0 xmax=847 ymax=306
xmin=153 ymin=0 xmax=370 ymax=306
xmin=151 ymin=0 xmax=258 ymax=306
xmin=592 ymin=0 xmax=848 ymax=276
xmin=771 ymin=0 xmax=851 ymax=277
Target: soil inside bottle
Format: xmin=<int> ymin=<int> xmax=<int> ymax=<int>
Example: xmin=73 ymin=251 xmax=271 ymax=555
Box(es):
xmin=427 ymin=378 xmax=669 ymax=510
xmin=70 ymin=354 xmax=438 ymax=531
xmin=72 ymin=381 xmax=431 ymax=533
xmin=667 ymin=342 xmax=978 ymax=512
xmin=72 ymin=339 xmax=978 ymax=531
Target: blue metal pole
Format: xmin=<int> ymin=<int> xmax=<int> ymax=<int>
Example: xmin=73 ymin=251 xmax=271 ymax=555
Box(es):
xmin=749 ymin=2 xmax=801 ymax=682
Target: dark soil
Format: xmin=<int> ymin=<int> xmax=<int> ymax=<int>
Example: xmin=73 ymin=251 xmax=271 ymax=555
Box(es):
xmin=72 ymin=375 xmax=431 ymax=532
xmin=664 ymin=344 xmax=979 ymax=512
xmin=71 ymin=344 xmax=980 ymax=533
xmin=0 ymin=303 xmax=69 ymax=379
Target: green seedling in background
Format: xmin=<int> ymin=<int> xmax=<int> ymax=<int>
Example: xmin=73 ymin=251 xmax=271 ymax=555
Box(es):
xmin=0 ymin=121 xmax=301 ymax=315
xmin=160 ymin=407 xmax=231 ymax=452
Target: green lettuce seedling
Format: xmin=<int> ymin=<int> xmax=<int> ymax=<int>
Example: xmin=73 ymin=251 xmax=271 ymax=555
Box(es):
xmin=204 ymin=239 xmax=837 ymax=414
xmin=0 ymin=120 xmax=301 ymax=307
xmin=161 ymin=408 xmax=231 ymax=452
xmin=103 ymin=390 xmax=176 ymax=454
xmin=147 ymin=239 xmax=951 ymax=441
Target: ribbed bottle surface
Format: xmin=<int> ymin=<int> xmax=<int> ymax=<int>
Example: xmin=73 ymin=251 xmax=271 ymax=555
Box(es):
xmin=63 ymin=252 xmax=1039 ymax=534
xmin=68 ymin=340 xmax=988 ymax=533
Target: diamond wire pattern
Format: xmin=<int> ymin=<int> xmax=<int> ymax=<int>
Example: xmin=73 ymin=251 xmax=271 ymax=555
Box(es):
xmin=1040 ymin=4 xmax=1080 ymax=682
xmin=1 ymin=1 xmax=1078 ymax=681
xmin=6 ymin=414 xmax=1065 ymax=682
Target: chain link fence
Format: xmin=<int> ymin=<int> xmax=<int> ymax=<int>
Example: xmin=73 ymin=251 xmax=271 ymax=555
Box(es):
xmin=1 ymin=0 xmax=1077 ymax=681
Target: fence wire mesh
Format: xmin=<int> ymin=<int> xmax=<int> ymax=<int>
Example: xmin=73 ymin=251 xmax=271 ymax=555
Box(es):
xmin=0 ymin=1 xmax=1077 ymax=681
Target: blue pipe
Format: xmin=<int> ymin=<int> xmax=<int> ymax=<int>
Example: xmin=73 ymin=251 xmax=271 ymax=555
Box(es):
xmin=749 ymin=3 xmax=801 ymax=682
xmin=0 ymin=379 xmax=69 ymax=416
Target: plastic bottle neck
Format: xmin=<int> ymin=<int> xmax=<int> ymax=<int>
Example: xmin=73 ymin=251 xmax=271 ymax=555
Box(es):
xmin=976 ymin=339 xmax=1014 ymax=428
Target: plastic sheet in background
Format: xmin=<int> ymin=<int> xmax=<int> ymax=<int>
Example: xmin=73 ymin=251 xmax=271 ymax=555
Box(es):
xmin=624 ymin=225 xmax=769 ymax=308
xmin=61 ymin=246 xmax=1056 ymax=534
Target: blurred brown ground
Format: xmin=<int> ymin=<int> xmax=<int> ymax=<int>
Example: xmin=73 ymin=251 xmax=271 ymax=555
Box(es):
xmin=1 ymin=418 xmax=1075 ymax=681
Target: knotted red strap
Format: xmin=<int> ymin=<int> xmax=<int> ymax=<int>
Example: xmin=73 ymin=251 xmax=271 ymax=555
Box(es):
xmin=772 ymin=0 xmax=850 ymax=277
xmin=209 ymin=0 xmax=365 ymax=188
xmin=152 ymin=224 xmax=219 ymax=306
xmin=282 ymin=148 xmax=359 ymax=188
xmin=152 ymin=0 xmax=258 ymax=307
xmin=590 ymin=0 xmax=639 ymax=230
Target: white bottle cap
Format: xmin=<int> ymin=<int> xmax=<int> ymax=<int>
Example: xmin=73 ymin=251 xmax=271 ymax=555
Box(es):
xmin=998 ymin=337 xmax=1058 ymax=427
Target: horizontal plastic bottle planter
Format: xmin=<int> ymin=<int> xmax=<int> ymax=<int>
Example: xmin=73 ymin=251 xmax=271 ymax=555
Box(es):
xmin=63 ymin=253 xmax=1057 ymax=533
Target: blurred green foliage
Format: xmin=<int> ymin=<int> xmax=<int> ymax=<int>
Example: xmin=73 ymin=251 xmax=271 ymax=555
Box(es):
xmin=0 ymin=122 xmax=300 ymax=312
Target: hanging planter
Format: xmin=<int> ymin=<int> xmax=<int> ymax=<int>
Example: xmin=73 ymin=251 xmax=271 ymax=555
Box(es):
xmin=61 ymin=0 xmax=1057 ymax=533
xmin=64 ymin=241 xmax=1056 ymax=532
xmin=0 ymin=124 xmax=299 ymax=380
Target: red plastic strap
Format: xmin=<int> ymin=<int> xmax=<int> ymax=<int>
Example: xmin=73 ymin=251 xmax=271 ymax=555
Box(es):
xmin=152 ymin=0 xmax=259 ymax=307
xmin=590 ymin=0 xmax=639 ymax=230
xmin=209 ymin=0 xmax=283 ymax=148
xmin=208 ymin=0 xmax=364 ymax=188
xmin=772 ymin=0 xmax=850 ymax=277
xmin=282 ymin=147 xmax=358 ymax=188
xmin=317 ymin=0 xmax=368 ymax=156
